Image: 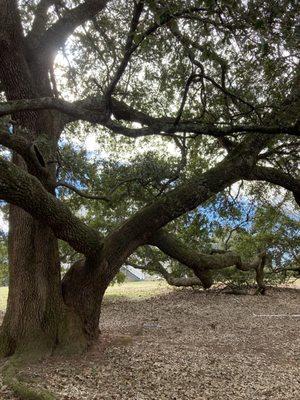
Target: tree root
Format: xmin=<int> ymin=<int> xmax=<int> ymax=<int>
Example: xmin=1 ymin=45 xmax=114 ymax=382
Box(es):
xmin=2 ymin=355 xmax=57 ymax=400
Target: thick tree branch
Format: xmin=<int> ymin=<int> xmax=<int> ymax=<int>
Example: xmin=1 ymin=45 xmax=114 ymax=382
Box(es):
xmin=244 ymin=165 xmax=300 ymax=207
xmin=66 ymin=95 xmax=160 ymax=126
xmin=35 ymin=0 xmax=109 ymax=59
xmin=130 ymin=261 xmax=204 ymax=287
xmin=1 ymin=97 xmax=299 ymax=137
xmin=0 ymin=156 xmax=102 ymax=256
xmin=26 ymin=0 xmax=56 ymax=45
xmin=128 ymin=230 xmax=267 ymax=291
xmin=0 ymin=129 xmax=54 ymax=188
xmin=104 ymin=121 xmax=300 ymax=138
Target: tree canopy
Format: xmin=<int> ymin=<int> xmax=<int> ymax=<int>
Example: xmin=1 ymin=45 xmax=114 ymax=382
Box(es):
xmin=1 ymin=0 xmax=298 ymax=282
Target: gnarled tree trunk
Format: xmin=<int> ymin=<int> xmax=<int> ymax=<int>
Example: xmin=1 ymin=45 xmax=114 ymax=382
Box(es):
xmin=62 ymin=259 xmax=110 ymax=342
xmin=0 ymin=0 xmax=88 ymax=357
xmin=0 ymin=214 xmax=62 ymax=356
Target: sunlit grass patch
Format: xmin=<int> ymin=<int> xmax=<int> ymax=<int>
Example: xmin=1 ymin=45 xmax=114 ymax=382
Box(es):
xmin=0 ymin=281 xmax=171 ymax=311
xmin=0 ymin=286 xmax=8 ymax=311
xmin=104 ymin=280 xmax=171 ymax=300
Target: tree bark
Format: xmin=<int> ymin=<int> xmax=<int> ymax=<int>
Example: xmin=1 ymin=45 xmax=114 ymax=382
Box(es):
xmin=62 ymin=259 xmax=110 ymax=342
xmin=0 ymin=216 xmax=61 ymax=356
xmin=0 ymin=0 xmax=89 ymax=357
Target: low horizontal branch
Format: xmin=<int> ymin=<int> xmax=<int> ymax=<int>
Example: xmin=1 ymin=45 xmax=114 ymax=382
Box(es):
xmin=0 ymin=97 xmax=299 ymax=138
xmin=149 ymin=230 xmax=267 ymax=289
xmin=130 ymin=261 xmax=203 ymax=287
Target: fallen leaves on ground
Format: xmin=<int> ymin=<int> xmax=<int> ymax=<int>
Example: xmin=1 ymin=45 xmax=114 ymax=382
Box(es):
xmin=0 ymin=286 xmax=299 ymax=399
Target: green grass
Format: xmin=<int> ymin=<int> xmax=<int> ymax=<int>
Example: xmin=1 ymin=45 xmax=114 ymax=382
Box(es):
xmin=0 ymin=281 xmax=170 ymax=311
xmin=0 ymin=286 xmax=8 ymax=311
xmin=105 ymin=280 xmax=170 ymax=300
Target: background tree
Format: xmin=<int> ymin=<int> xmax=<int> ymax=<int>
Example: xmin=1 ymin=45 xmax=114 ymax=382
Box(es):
xmin=0 ymin=1 xmax=299 ymax=398
xmin=0 ymin=239 xmax=8 ymax=287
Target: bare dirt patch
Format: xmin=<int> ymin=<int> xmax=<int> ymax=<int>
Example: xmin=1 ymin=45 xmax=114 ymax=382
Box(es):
xmin=0 ymin=287 xmax=299 ymax=399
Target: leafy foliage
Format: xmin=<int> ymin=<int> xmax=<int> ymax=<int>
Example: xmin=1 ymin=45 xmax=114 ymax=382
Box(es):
xmin=0 ymin=0 xmax=299 ymax=287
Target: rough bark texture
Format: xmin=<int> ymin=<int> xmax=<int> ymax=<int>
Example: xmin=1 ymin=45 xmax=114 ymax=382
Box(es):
xmin=62 ymin=259 xmax=110 ymax=342
xmin=0 ymin=215 xmax=61 ymax=356
xmin=0 ymin=0 xmax=89 ymax=358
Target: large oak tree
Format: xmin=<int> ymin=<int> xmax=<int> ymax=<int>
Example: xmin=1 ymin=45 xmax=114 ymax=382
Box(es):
xmin=0 ymin=2 xmax=299 ymax=393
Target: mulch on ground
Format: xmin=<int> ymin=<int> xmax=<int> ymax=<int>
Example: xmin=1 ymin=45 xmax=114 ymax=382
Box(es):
xmin=0 ymin=287 xmax=299 ymax=399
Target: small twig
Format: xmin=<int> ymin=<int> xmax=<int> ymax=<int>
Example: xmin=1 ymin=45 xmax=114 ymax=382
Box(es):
xmin=56 ymin=181 xmax=110 ymax=202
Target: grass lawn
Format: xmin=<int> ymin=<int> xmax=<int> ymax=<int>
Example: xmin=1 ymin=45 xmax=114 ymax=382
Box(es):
xmin=105 ymin=280 xmax=170 ymax=300
xmin=0 ymin=287 xmax=8 ymax=311
xmin=0 ymin=281 xmax=171 ymax=311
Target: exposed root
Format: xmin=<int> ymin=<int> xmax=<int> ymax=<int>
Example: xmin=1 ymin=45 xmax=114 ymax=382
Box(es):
xmin=0 ymin=307 xmax=90 ymax=399
xmin=2 ymin=355 xmax=57 ymax=400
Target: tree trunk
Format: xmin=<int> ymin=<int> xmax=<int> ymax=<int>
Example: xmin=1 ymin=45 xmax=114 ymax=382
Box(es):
xmin=0 ymin=70 xmax=89 ymax=359
xmin=0 ymin=181 xmax=91 ymax=357
xmin=62 ymin=259 xmax=110 ymax=343
xmin=0 ymin=136 xmax=94 ymax=358
xmin=255 ymin=254 xmax=266 ymax=295
xmin=0 ymin=2 xmax=93 ymax=354
xmin=0 ymin=212 xmax=62 ymax=356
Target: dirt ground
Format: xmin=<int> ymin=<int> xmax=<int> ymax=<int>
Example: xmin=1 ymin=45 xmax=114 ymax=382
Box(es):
xmin=0 ymin=287 xmax=299 ymax=399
